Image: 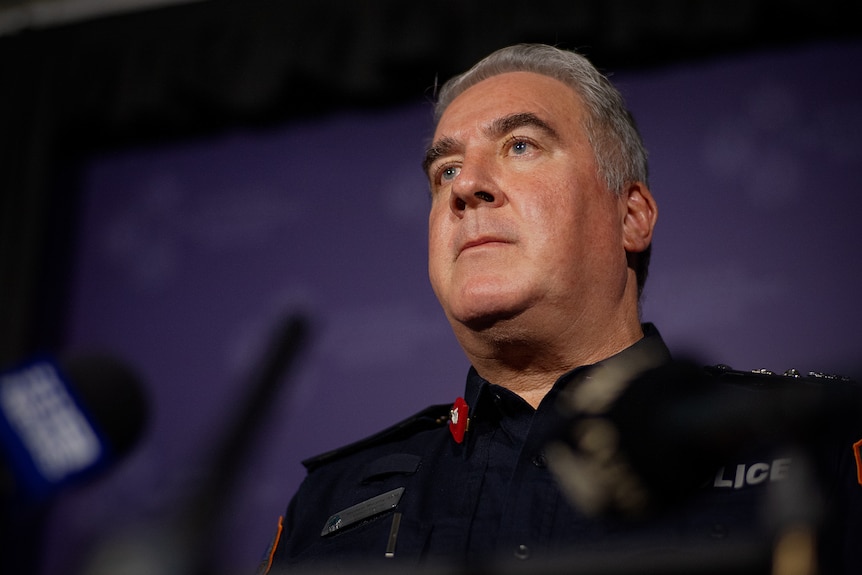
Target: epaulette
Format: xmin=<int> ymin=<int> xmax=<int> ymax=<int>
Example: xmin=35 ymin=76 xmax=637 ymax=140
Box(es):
xmin=704 ymin=364 xmax=856 ymax=386
xmin=302 ymin=403 xmax=452 ymax=472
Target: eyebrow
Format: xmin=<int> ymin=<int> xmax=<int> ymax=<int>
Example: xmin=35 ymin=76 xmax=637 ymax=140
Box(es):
xmin=422 ymin=135 xmax=459 ymax=176
xmin=488 ymin=112 xmax=560 ymax=143
xmin=421 ymin=112 xmax=560 ymax=176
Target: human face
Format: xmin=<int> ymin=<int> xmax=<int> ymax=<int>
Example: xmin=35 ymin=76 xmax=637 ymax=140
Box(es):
xmin=424 ymin=72 xmax=631 ymax=334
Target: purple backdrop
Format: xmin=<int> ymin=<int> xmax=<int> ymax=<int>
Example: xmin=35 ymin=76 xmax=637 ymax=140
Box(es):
xmin=42 ymin=41 xmax=862 ymax=574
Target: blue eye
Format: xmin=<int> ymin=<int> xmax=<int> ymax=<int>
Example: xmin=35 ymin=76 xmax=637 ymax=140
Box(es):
xmin=511 ymin=140 xmax=530 ymax=155
xmin=441 ymin=166 xmax=460 ymax=182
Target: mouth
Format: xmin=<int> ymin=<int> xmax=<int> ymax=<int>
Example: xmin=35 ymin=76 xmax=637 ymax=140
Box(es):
xmin=458 ymin=236 xmax=510 ymax=255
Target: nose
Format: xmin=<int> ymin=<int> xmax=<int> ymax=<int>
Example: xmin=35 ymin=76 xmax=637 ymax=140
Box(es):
xmin=449 ymin=157 xmax=504 ymax=214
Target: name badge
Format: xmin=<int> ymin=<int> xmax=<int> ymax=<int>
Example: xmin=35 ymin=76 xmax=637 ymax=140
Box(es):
xmin=321 ymin=487 xmax=405 ymax=536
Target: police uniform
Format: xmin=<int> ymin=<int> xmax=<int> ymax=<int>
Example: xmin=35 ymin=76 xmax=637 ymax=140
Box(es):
xmin=259 ymin=324 xmax=862 ymax=574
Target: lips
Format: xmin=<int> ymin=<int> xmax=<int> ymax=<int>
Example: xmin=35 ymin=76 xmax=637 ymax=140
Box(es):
xmin=458 ymin=235 xmax=511 ymax=255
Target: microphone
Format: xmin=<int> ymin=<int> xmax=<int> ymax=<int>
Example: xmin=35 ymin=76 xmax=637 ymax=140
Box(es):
xmin=546 ymin=359 xmax=860 ymax=518
xmin=81 ymin=312 xmax=310 ymax=575
xmin=0 ymin=353 xmax=148 ymax=510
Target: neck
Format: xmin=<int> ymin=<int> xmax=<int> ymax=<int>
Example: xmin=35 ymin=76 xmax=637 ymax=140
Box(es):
xmin=455 ymin=311 xmax=644 ymax=409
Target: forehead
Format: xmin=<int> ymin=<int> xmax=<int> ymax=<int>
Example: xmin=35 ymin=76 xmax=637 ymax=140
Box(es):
xmin=434 ymin=71 xmax=584 ymax=139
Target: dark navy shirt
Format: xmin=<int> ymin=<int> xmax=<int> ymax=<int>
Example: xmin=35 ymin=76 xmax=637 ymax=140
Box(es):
xmin=262 ymin=325 xmax=862 ymax=574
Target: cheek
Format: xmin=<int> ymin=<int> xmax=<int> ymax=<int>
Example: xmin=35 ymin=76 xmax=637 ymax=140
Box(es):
xmin=427 ymin=208 xmax=444 ymax=253
xmin=426 ymin=211 xmax=449 ymax=281
xmin=520 ymin=180 xmax=585 ymax=244
xmin=526 ymin=182 xmax=621 ymax=264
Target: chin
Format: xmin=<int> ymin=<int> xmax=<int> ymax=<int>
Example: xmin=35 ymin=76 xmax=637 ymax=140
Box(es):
xmin=440 ymin=278 xmax=535 ymax=329
xmin=449 ymin=300 xmax=527 ymax=334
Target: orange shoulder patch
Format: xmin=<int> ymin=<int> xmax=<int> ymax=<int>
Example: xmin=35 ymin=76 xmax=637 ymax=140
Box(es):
xmin=853 ymin=438 xmax=862 ymax=486
xmin=257 ymin=515 xmax=284 ymax=575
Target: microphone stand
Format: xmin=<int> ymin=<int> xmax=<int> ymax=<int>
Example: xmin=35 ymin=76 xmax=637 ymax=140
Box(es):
xmin=82 ymin=313 xmax=311 ymax=575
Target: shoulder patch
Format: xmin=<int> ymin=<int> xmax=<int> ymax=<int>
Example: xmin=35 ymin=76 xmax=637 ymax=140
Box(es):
xmin=853 ymin=438 xmax=862 ymax=486
xmin=301 ymin=403 xmax=451 ymax=472
xmin=255 ymin=515 xmax=283 ymax=575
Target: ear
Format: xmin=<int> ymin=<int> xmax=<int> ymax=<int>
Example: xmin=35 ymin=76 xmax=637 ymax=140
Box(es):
xmin=621 ymin=182 xmax=658 ymax=253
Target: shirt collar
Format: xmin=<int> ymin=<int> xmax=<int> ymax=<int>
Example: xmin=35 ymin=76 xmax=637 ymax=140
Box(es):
xmin=462 ymin=323 xmax=671 ymax=417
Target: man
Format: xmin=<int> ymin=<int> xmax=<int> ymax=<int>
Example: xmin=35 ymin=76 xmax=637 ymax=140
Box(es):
xmin=259 ymin=44 xmax=860 ymax=574
xmin=423 ymin=45 xmax=656 ymax=411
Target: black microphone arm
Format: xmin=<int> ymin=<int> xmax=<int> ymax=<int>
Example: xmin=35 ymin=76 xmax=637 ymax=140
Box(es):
xmin=81 ymin=312 xmax=311 ymax=575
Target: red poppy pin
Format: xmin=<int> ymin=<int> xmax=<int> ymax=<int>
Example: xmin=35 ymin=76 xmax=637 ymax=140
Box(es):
xmin=449 ymin=397 xmax=469 ymax=444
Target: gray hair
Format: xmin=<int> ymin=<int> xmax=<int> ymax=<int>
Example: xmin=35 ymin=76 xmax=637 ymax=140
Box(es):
xmin=434 ymin=44 xmax=649 ymax=195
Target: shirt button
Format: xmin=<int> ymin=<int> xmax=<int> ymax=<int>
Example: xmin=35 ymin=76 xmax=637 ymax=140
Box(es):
xmin=532 ymin=452 xmax=547 ymax=468
xmin=514 ymin=544 xmax=530 ymax=560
